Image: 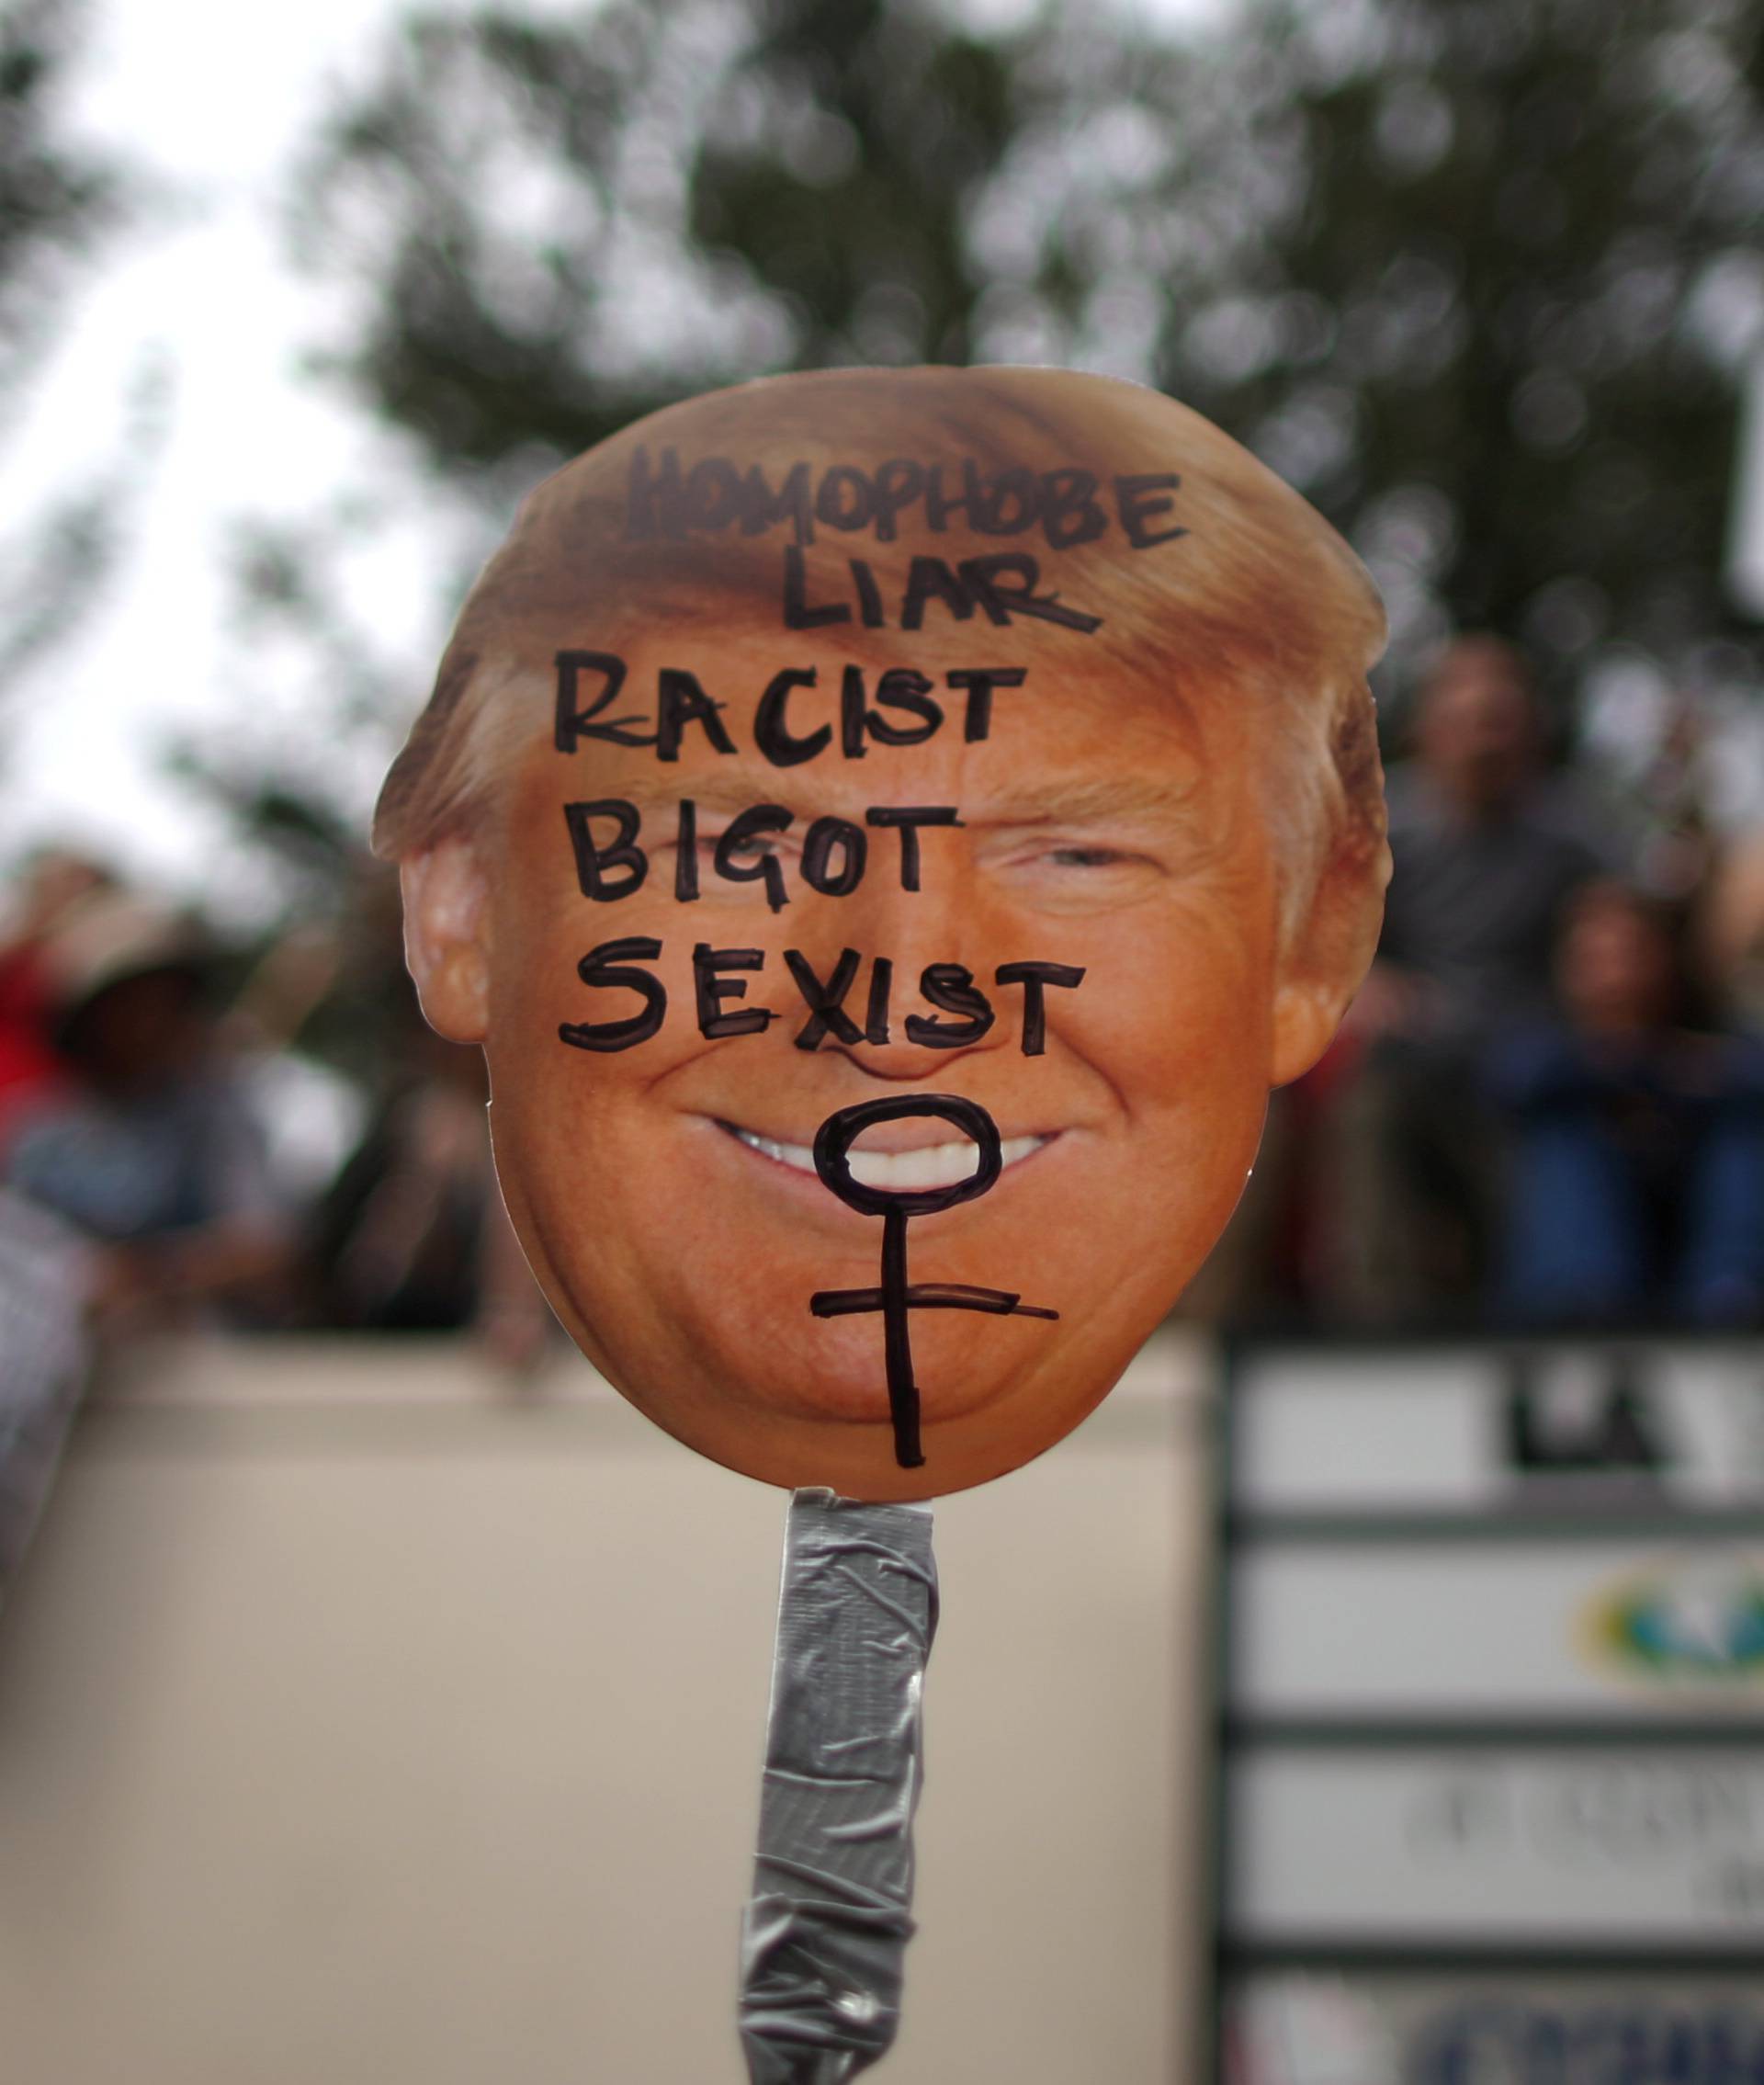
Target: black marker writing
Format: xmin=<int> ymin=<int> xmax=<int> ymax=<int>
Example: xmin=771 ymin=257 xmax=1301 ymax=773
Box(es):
xmin=559 ymin=937 xmax=667 ymax=1053
xmin=693 ymin=944 xmax=773 ymax=1039
xmin=562 ymin=798 xmax=964 ymax=904
xmin=626 ymin=448 xmax=1182 ymax=555
xmin=553 ymin=652 xmax=1028 ymax=762
xmin=786 ymin=549 xmax=1102 ymax=635
xmin=556 ymin=942 xmax=1084 ymax=1052
xmin=808 ymin=1095 xmax=1057 ymax=1468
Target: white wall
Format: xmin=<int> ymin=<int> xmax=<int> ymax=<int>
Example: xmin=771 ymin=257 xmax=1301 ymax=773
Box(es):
xmin=0 ymin=1330 xmax=1214 ymax=2085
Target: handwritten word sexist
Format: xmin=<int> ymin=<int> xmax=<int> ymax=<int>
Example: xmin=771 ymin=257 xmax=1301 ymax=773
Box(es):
xmin=557 ymin=942 xmax=1083 ymax=1057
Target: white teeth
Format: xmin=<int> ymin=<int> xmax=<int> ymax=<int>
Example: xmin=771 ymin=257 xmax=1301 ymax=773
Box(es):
xmin=848 ymin=1141 xmax=973 ymax=1191
xmin=732 ymin=1130 xmax=819 ymax=1173
xmin=727 ymin=1127 xmax=1048 ymax=1187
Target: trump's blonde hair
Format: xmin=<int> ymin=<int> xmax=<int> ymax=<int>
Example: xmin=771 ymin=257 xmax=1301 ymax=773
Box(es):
xmin=373 ymin=365 xmax=1388 ymax=948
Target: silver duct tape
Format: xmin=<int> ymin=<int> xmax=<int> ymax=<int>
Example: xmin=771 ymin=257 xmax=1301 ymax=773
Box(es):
xmin=739 ymin=1488 xmax=939 ymax=2084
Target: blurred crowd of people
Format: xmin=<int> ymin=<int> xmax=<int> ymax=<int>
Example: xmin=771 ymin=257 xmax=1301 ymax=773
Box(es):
xmin=7 ymin=631 xmax=1764 ymax=1362
xmin=0 ymin=852 xmax=551 ymax=1368
xmin=1206 ymin=634 xmax=1764 ymax=1332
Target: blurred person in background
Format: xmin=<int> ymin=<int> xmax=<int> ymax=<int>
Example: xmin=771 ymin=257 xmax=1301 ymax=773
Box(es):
xmin=301 ymin=874 xmax=552 ymax=1374
xmin=0 ymin=850 xmax=117 ymax=1159
xmin=1490 ymin=879 xmax=1764 ymax=1326
xmin=1700 ymin=827 xmax=1764 ymax=1038
xmin=1315 ymin=635 xmax=1625 ymax=1321
xmin=220 ymin=920 xmax=368 ymax=1218
xmin=308 ymin=1024 xmax=550 ymax=1370
xmin=3 ymin=888 xmax=292 ymax=1329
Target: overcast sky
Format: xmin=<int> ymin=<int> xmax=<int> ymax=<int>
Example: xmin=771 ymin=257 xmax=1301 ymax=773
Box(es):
xmin=6 ymin=0 xmax=1236 ymax=915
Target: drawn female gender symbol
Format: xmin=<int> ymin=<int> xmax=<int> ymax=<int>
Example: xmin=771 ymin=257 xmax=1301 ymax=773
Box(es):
xmin=809 ymin=1094 xmax=1058 ymax=1469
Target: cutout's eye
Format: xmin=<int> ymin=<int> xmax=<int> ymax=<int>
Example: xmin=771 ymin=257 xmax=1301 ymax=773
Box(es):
xmin=691 ymin=824 xmax=802 ymax=858
xmin=989 ymin=835 xmax=1168 ymax=912
xmin=1048 ymin=846 xmax=1128 ymax=869
xmin=727 ymin=833 xmax=797 ymax=859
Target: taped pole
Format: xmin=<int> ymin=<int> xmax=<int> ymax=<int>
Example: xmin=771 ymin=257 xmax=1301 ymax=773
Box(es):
xmin=739 ymin=1488 xmax=939 ymax=2082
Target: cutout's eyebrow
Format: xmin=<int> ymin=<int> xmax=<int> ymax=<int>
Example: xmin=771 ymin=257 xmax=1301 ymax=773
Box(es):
xmin=600 ymin=768 xmax=816 ymax=817
xmin=572 ymin=766 xmax=1205 ymax=826
xmin=969 ymin=774 xmax=1205 ymax=827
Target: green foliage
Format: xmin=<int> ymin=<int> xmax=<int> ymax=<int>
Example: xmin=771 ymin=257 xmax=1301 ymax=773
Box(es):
xmin=1134 ymin=0 xmax=1764 ymax=690
xmin=0 ymin=0 xmax=113 ymax=399
xmin=293 ymin=0 xmax=1026 ymax=486
xmin=685 ymin=1 xmax=1016 ymax=368
xmin=0 ymin=0 xmax=127 ymax=720
xmin=289 ymin=0 xmax=1764 ymax=704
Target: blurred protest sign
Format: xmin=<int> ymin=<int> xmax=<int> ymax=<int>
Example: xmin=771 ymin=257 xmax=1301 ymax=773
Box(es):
xmin=1224 ymin=1972 xmax=1764 ymax=2085
xmin=1211 ymin=1336 xmax=1764 ymax=2085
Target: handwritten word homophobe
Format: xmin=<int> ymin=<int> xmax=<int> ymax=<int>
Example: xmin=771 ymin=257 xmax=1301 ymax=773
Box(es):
xmin=545 ymin=447 xmax=1200 ymax=1067
xmin=625 ymin=448 xmax=1188 ymax=553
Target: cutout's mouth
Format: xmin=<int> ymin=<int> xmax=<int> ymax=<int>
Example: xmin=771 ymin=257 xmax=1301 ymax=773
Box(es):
xmin=714 ymin=1119 xmax=1056 ymax=1192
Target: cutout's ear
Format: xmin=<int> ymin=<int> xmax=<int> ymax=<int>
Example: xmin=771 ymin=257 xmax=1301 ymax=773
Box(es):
xmin=1270 ymin=833 xmax=1392 ymax=1087
xmin=399 ymin=841 xmax=492 ymax=1044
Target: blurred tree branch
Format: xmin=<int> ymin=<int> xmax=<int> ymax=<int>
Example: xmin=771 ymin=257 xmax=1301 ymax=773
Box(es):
xmin=0 ymin=0 xmax=113 ymax=397
xmin=0 ymin=0 xmax=130 ymax=721
xmin=260 ymin=0 xmax=1764 ymax=799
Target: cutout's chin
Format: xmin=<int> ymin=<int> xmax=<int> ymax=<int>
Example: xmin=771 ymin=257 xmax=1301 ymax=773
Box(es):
xmin=720 ymin=1302 xmax=1062 ymax=1431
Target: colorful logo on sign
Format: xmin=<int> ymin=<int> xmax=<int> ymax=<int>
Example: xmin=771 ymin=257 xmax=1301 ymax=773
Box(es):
xmin=1415 ymin=1998 xmax=1764 ymax=2085
xmin=1581 ymin=1557 xmax=1764 ymax=1686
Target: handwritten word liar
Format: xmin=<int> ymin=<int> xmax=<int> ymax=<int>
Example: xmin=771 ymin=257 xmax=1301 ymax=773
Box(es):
xmin=555 ymin=652 xmax=1026 ymax=765
xmin=558 ymin=941 xmax=1084 ymax=1056
xmin=780 ymin=547 xmax=1098 ymax=634
xmin=625 ymin=448 xmax=1187 ymax=555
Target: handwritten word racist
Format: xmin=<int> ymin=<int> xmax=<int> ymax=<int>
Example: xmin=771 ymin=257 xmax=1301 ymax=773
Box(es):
xmin=559 ymin=940 xmax=1083 ymax=1057
xmin=555 ymin=651 xmax=1026 ymax=765
xmin=626 ymin=448 xmax=1188 ymax=555
xmin=548 ymin=441 xmax=1180 ymax=1057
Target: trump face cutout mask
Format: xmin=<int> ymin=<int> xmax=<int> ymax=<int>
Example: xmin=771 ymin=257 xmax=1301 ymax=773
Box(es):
xmin=382 ymin=365 xmax=1389 ymax=1501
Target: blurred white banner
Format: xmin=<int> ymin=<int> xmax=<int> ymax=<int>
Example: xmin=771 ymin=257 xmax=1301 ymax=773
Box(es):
xmin=1230 ymin=1538 xmax=1764 ymax=1719
xmin=1232 ymin=1343 xmax=1764 ymax=1514
xmin=1227 ymin=1746 xmax=1764 ymax=1945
